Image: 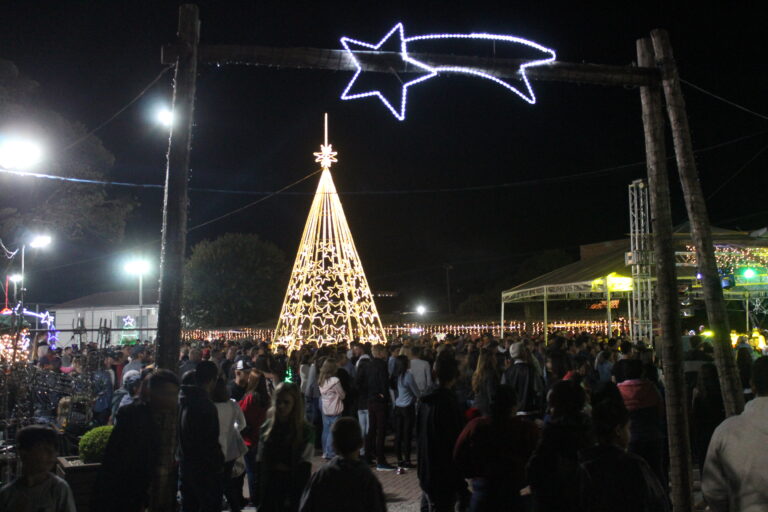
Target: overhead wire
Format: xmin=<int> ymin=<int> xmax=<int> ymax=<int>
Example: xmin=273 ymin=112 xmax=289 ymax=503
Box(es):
xmin=60 ymin=66 xmax=173 ymax=152
xmin=681 ymin=78 xmax=768 ymax=122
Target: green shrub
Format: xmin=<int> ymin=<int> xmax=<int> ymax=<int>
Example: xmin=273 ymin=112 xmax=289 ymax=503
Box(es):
xmin=78 ymin=425 xmax=113 ymax=463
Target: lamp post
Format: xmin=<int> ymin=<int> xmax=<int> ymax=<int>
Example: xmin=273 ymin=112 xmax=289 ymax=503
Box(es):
xmin=10 ymin=234 xmax=52 ymax=362
xmin=125 ymin=259 xmax=151 ymax=339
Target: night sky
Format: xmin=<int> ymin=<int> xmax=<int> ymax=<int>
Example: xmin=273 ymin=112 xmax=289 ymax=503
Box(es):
xmin=2 ymin=1 xmax=766 ymax=313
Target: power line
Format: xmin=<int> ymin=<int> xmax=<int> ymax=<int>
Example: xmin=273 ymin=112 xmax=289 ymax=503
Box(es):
xmin=3 ymin=130 xmax=765 ymax=196
xmin=60 ymin=66 xmax=173 ymax=152
xmin=706 ymin=141 xmax=768 ymax=200
xmin=681 ymin=78 xmax=768 ymax=122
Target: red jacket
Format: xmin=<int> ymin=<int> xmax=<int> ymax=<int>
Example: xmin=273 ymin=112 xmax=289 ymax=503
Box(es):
xmin=617 ymin=379 xmax=661 ymax=411
xmin=453 ymin=416 xmax=539 ymax=486
xmin=239 ymin=393 xmax=267 ymax=448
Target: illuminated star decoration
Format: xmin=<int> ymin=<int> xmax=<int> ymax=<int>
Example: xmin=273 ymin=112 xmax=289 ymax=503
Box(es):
xmin=340 ymin=22 xmax=557 ymax=120
xmin=122 ymin=315 xmax=137 ymax=329
xmin=313 ymin=143 xmax=338 ymax=169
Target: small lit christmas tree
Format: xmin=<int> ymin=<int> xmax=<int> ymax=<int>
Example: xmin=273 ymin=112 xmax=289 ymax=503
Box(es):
xmin=274 ymin=115 xmax=386 ymax=352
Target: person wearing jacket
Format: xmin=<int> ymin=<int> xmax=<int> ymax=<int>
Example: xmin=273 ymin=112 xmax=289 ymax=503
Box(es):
xmin=703 ymin=356 xmax=768 ymax=512
xmin=527 ymin=380 xmax=592 ymax=512
xmin=616 ymin=359 xmax=665 ymax=484
xmin=408 ymin=346 xmax=433 ymax=395
xmin=319 ymin=359 xmax=346 ymax=459
xmin=213 ymin=378 xmax=248 ymax=512
xmin=354 ymin=351 xmax=372 ymax=459
xmin=367 ymin=345 xmax=394 ymax=471
xmin=417 ymin=351 xmax=465 ymax=511
xmin=454 ymin=385 xmax=539 ymax=512
xmin=177 ymin=361 xmax=225 ymax=512
xmin=91 ymin=370 xmax=179 ymax=512
xmin=239 ymin=367 xmax=269 ymax=506
xmin=501 ymin=342 xmax=545 ymax=417
xmin=299 ymin=418 xmax=386 ymax=512
xmin=579 ymin=398 xmax=669 ymax=512
xmin=392 ymin=355 xmax=421 ymax=468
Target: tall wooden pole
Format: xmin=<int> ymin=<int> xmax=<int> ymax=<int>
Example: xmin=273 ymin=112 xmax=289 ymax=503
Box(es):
xmin=637 ymin=37 xmax=692 ymax=512
xmin=150 ymin=4 xmax=199 ymax=511
xmin=650 ymin=29 xmax=744 ymax=417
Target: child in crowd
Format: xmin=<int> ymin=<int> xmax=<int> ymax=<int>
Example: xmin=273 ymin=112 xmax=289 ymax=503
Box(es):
xmin=0 ymin=425 xmax=76 ymax=512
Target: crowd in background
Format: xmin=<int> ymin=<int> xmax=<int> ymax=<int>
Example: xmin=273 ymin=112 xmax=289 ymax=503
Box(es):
xmin=2 ymin=329 xmax=768 ymax=511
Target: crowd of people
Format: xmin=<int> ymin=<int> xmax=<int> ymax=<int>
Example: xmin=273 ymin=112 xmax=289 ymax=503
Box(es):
xmin=1 ymin=329 xmax=768 ymax=512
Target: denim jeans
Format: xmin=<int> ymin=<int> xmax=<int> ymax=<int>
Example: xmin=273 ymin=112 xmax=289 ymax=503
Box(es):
xmin=357 ymin=409 xmax=369 ymax=455
xmin=322 ymin=413 xmax=340 ymax=458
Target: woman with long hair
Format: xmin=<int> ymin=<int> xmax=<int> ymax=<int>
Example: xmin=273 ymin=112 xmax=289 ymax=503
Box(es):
xmin=471 ymin=349 xmax=499 ymax=417
xmin=256 ymin=382 xmax=314 ymax=512
xmin=318 ymin=359 xmax=345 ymax=459
xmin=240 ymin=368 xmax=270 ymax=507
xmin=392 ymin=354 xmax=420 ymax=468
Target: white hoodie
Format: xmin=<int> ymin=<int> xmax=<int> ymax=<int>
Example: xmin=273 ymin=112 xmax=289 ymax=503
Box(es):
xmin=319 ymin=376 xmax=345 ymax=416
xmin=702 ymin=397 xmax=768 ymax=512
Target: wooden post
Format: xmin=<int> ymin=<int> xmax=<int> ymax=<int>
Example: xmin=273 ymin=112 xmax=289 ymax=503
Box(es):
xmin=637 ymin=37 xmax=692 ymax=512
xmin=650 ymin=29 xmax=744 ymax=417
xmin=150 ymin=4 xmax=199 ymax=511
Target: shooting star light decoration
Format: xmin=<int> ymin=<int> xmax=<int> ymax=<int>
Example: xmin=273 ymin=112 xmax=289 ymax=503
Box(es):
xmin=340 ymin=22 xmax=557 ymax=120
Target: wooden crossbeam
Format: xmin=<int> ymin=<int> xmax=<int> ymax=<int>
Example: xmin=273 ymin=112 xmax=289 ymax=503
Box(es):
xmin=161 ymin=44 xmax=660 ymax=87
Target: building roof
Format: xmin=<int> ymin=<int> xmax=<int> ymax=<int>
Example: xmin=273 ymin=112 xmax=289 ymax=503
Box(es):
xmin=502 ymin=227 xmax=768 ymax=304
xmin=54 ymin=289 xmax=159 ymax=309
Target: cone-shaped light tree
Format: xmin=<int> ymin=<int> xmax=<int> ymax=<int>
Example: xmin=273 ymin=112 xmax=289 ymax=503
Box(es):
xmin=274 ymin=115 xmax=386 ymax=351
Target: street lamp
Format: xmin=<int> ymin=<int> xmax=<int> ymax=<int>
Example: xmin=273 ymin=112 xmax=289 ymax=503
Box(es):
xmin=125 ymin=259 xmax=151 ymax=338
xmin=10 ymin=233 xmax=52 ymax=361
xmin=416 ymin=305 xmax=427 ymax=316
xmin=8 ymin=273 xmax=22 ymax=303
xmin=156 ymin=108 xmax=174 ymax=127
xmin=0 ymin=136 xmax=43 ymax=170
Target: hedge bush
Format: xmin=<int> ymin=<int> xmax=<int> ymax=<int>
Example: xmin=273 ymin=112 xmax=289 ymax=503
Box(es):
xmin=78 ymin=425 xmax=113 ymax=463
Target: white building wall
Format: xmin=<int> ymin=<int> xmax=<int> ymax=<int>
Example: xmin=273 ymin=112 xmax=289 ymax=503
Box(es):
xmin=52 ymin=305 xmax=158 ymax=347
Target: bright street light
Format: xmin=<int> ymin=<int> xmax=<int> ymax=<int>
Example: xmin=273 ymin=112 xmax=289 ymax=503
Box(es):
xmin=416 ymin=305 xmax=426 ymax=315
xmin=29 ymin=234 xmax=52 ymax=249
xmin=156 ymin=108 xmax=174 ymax=127
xmin=0 ymin=137 xmax=43 ymax=170
xmin=124 ymin=259 xmax=151 ymax=276
xmin=8 ymin=274 xmax=22 ymax=283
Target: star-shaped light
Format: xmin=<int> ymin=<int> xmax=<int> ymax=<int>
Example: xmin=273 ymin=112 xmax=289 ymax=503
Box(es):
xmin=340 ymin=23 xmax=437 ymax=121
xmin=314 ymin=143 xmax=338 ymax=169
xmin=123 ymin=315 xmax=136 ymax=329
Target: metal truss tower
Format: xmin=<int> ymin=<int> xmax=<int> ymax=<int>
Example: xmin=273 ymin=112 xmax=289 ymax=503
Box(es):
xmin=628 ymin=179 xmax=654 ymax=343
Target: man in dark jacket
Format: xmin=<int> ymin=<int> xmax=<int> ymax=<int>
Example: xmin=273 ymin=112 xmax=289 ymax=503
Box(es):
xmin=92 ymin=370 xmax=180 ymax=512
xmin=177 ymin=361 xmax=225 ymax=512
xmin=579 ymin=399 xmax=669 ymax=512
xmin=299 ymin=417 xmax=386 ymax=512
xmin=366 ymin=345 xmax=393 ymax=470
xmin=417 ymin=352 xmax=465 ymax=512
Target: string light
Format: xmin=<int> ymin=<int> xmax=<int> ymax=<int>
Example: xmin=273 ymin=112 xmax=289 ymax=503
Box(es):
xmin=274 ymin=116 xmax=387 ymax=351
xmin=340 ymin=22 xmax=556 ymax=120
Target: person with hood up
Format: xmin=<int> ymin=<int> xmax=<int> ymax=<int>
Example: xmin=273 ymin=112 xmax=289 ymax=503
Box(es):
xmin=703 ymin=356 xmax=768 ymax=512
xmin=616 ymin=358 xmax=665 ymax=484
xmin=579 ymin=396 xmax=669 ymax=512
xmin=527 ymin=380 xmax=592 ymax=512
xmin=501 ymin=342 xmax=545 ymax=417
xmin=177 ymin=361 xmax=225 ymax=512
xmin=318 ymin=359 xmax=345 ymax=460
xmin=417 ymin=351 xmax=465 ymax=511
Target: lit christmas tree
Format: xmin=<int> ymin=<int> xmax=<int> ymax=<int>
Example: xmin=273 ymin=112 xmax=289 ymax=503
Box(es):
xmin=274 ymin=115 xmax=386 ymax=352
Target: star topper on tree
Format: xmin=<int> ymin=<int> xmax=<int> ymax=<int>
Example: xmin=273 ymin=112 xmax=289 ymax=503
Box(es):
xmin=340 ymin=22 xmax=557 ymax=120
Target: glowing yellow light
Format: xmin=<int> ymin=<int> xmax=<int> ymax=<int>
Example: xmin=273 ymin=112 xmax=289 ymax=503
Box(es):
xmin=591 ymin=272 xmax=634 ymax=292
xmin=701 ymin=330 xmax=714 ymax=337
xmin=274 ymin=116 xmax=386 ymax=352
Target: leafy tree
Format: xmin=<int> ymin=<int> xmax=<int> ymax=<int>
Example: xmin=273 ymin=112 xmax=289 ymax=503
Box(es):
xmin=183 ymin=233 xmax=288 ymax=327
xmin=0 ymin=59 xmax=134 ymax=242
